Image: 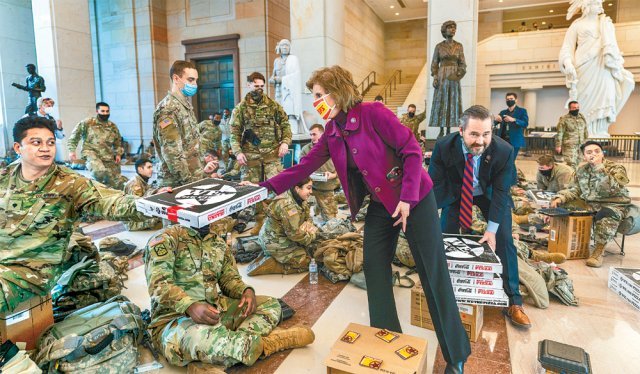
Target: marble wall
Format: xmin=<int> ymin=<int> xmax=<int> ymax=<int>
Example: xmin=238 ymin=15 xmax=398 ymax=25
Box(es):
xmin=384 ymin=19 xmax=427 ymax=84
xmin=343 ymin=0 xmax=385 ymax=85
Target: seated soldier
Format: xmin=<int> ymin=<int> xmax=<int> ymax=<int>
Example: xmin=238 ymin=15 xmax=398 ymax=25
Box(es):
xmin=247 ymin=178 xmax=318 ymax=276
xmin=123 ymin=158 xmax=162 ymax=231
xmin=144 ymin=224 xmax=314 ymax=369
xmin=536 ymin=154 xmax=573 ymax=192
xmin=551 ymin=141 xmax=631 ymax=267
xmin=0 ymin=116 xmax=146 ymax=313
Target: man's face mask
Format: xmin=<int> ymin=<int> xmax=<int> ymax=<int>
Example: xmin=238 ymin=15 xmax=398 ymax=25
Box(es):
xmin=44 ymin=106 xmax=54 ymax=115
xmin=506 ymin=99 xmax=516 ymax=107
xmin=97 ymin=114 xmax=110 ymax=122
xmin=569 ymin=109 xmax=579 ymax=116
xmin=408 ymin=111 xmax=415 ymax=118
xmin=540 ymin=168 xmax=553 ymax=177
xmin=213 ymin=120 xmax=221 ymax=125
xmin=313 ymin=93 xmax=336 ymax=120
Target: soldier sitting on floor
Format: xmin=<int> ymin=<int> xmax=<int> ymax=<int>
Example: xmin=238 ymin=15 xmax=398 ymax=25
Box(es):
xmin=144 ymin=223 xmax=314 ymax=369
xmin=123 ymin=158 xmax=162 ymax=231
xmin=535 ymin=154 xmax=573 ymax=193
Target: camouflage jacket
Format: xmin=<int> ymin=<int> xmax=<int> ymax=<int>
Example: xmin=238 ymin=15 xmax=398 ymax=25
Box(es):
xmin=0 ymin=163 xmax=143 ymax=313
xmin=555 ymin=113 xmax=588 ymax=148
xmin=197 ymin=120 xmax=223 ymax=157
xmin=536 ymin=163 xmax=573 ymax=193
xmin=556 ymin=159 xmax=630 ymax=205
xmin=300 ymin=143 xmax=339 ymax=191
xmin=144 ymin=225 xmax=251 ymax=329
xmin=124 ymin=175 xmax=156 ymax=198
xmin=153 ymin=91 xmax=204 ymax=187
xmin=67 ymin=116 xmax=123 ymax=160
xmin=261 ymin=191 xmax=317 ymax=249
xmin=400 ymin=111 xmax=427 ymax=140
xmin=229 ymin=93 xmax=292 ymax=159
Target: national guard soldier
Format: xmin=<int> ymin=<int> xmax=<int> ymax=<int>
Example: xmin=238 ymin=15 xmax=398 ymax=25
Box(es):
xmin=399 ymin=104 xmax=427 ymax=142
xmin=68 ymin=102 xmax=125 ymax=189
xmin=0 ymin=116 xmax=146 ymax=313
xmin=555 ymin=101 xmax=589 ymax=169
xmin=144 ymin=223 xmax=314 ymax=369
xmin=551 ymin=141 xmax=630 ymax=268
xmin=230 ymin=72 xmax=292 ymax=234
xmin=198 ymin=112 xmax=223 ymax=159
xmin=300 ymin=124 xmax=339 ymax=221
xmin=153 ymin=60 xmax=204 ymax=188
xmin=535 ymin=154 xmax=573 ymax=192
xmin=123 ymin=158 xmax=162 ymax=231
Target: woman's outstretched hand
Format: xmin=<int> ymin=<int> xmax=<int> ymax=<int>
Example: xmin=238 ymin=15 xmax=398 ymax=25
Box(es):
xmin=392 ymin=201 xmax=410 ymax=232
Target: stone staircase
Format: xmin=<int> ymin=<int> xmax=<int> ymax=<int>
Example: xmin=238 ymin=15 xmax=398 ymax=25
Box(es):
xmin=362 ymin=82 xmax=415 ymax=115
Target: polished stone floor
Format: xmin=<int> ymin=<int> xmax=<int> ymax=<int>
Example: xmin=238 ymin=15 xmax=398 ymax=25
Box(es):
xmin=83 ymin=158 xmax=640 ymax=373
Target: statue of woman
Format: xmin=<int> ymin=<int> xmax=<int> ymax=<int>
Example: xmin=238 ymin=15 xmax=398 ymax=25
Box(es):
xmin=429 ymin=20 xmax=466 ymax=138
xmin=559 ymin=0 xmax=635 ymax=137
xmin=269 ymin=39 xmax=306 ymax=135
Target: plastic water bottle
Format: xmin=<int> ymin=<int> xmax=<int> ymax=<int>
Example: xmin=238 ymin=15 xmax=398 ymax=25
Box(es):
xmin=309 ymin=259 xmax=318 ymax=284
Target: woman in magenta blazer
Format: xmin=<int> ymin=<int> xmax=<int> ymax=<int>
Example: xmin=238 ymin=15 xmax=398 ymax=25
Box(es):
xmin=253 ymin=66 xmax=470 ymax=372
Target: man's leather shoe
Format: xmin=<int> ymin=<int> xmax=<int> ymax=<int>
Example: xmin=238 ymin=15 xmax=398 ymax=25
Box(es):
xmin=503 ymin=305 xmax=532 ymax=328
xmin=445 ymin=361 xmax=464 ymax=374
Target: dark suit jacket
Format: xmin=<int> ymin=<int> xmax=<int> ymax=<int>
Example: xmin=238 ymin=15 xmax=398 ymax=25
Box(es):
xmin=428 ymin=133 xmax=515 ymax=224
xmin=496 ymin=106 xmax=528 ymax=148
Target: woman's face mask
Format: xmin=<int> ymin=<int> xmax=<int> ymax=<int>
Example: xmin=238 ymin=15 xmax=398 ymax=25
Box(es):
xmin=313 ymin=93 xmax=336 ymax=120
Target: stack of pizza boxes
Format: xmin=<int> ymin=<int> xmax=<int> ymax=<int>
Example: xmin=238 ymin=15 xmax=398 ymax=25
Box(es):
xmin=608 ymin=268 xmax=640 ymax=312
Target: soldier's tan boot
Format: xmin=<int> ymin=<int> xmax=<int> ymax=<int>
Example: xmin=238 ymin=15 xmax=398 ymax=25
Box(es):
xmin=249 ymin=216 xmax=265 ymax=236
xmin=187 ymin=362 xmax=226 ymax=374
xmin=247 ymin=254 xmax=285 ymax=276
xmin=531 ymin=249 xmax=566 ymax=264
xmin=261 ymin=326 xmax=315 ymax=357
xmin=512 ymin=213 xmax=530 ymax=225
xmin=586 ymin=243 xmax=606 ymax=268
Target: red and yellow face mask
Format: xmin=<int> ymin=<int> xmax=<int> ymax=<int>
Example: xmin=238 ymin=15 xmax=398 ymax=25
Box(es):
xmin=313 ymin=93 xmax=336 ymax=120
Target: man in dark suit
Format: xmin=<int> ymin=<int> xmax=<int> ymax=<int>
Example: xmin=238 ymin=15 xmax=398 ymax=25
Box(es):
xmin=494 ymin=92 xmax=528 ymax=157
xmin=429 ymin=105 xmax=531 ymax=329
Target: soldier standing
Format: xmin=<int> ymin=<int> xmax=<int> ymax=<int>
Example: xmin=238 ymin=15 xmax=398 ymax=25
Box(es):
xmin=12 ymin=63 xmax=46 ymax=114
xmin=555 ymin=101 xmax=588 ymax=169
xmin=551 ymin=141 xmax=630 ymax=268
xmin=0 ymin=116 xmax=146 ymax=313
xmin=144 ymin=224 xmax=314 ymax=369
xmin=399 ymin=104 xmax=427 ymax=142
xmin=123 ymin=158 xmax=162 ymax=231
xmin=198 ymin=112 xmax=223 ymax=159
xmin=153 ymin=60 xmax=203 ymax=188
xmin=68 ymin=102 xmax=125 ymax=189
xmin=230 ymin=72 xmax=292 ymax=234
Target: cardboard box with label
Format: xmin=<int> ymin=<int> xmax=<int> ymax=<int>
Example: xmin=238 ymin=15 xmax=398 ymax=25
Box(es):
xmin=410 ymin=283 xmax=483 ymax=342
xmin=0 ymin=296 xmax=53 ymax=350
xmin=548 ymin=215 xmax=592 ymax=259
xmin=325 ymin=322 xmax=427 ymax=374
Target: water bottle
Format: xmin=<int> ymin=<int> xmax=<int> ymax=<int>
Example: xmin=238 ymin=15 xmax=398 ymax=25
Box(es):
xmin=309 ymin=259 xmax=318 ymax=284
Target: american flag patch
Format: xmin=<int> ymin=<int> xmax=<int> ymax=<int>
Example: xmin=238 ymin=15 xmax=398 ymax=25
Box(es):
xmin=159 ymin=118 xmax=173 ymax=129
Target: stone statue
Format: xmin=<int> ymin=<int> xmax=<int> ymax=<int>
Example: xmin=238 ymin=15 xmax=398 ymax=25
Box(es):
xmin=269 ymin=39 xmax=306 ymax=135
xmin=429 ymin=20 xmax=466 ymax=139
xmin=559 ymin=0 xmax=635 ymax=137
xmin=12 ymin=63 xmax=46 ymax=114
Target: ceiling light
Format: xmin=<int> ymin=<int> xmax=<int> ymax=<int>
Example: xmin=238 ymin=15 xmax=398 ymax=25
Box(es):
xmin=541 ymin=21 xmax=547 ymax=25
xmin=395 ymin=12 xmax=400 ymax=15
xmin=390 ymin=5 xmax=394 ymax=8
xmin=549 ymin=9 xmax=554 ymax=13
xmin=608 ymin=2 xmax=613 ymax=5
xmin=498 ymin=0 xmax=503 ymax=2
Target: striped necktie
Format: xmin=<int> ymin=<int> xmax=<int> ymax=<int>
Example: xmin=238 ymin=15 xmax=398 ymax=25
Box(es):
xmin=460 ymin=153 xmax=474 ymax=230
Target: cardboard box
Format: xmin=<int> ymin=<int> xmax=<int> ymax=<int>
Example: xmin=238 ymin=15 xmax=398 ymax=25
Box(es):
xmin=136 ymin=178 xmax=267 ymax=228
xmin=0 ymin=296 xmax=53 ymax=350
xmin=443 ymin=234 xmax=503 ymax=274
xmin=410 ymin=284 xmax=484 ymax=342
xmin=325 ymin=323 xmax=427 ymax=374
xmin=548 ymin=215 xmax=592 ymax=259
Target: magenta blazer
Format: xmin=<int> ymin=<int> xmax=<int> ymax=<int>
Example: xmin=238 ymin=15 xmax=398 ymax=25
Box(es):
xmin=262 ymin=101 xmax=433 ymax=220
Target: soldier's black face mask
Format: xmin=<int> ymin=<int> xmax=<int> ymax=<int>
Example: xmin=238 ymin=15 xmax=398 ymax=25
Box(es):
xmin=213 ymin=120 xmax=221 ymax=125
xmin=569 ymin=109 xmax=579 ymax=116
xmin=540 ymin=168 xmax=553 ymax=177
xmin=97 ymin=114 xmax=110 ymax=122
xmin=196 ymin=225 xmax=211 ymax=238
xmin=506 ymin=100 xmax=516 ymax=107
xmin=250 ymin=89 xmax=264 ymax=101
xmin=408 ymin=112 xmax=415 ymax=118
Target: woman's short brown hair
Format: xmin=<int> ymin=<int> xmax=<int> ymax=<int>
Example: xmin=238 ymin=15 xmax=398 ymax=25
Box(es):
xmin=306 ymin=66 xmax=362 ymax=113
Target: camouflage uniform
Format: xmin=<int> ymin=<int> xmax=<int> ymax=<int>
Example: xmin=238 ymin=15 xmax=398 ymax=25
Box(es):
xmin=153 ymin=91 xmax=204 ymax=188
xmin=300 ymin=143 xmax=339 ymax=221
xmin=0 ymin=163 xmax=144 ymax=313
xmin=555 ymin=160 xmax=630 ymax=245
xmin=555 ymin=113 xmax=588 ymax=169
xmin=536 ymin=162 xmax=573 ymax=193
xmin=198 ymin=120 xmax=223 ymax=158
xmin=123 ymin=175 xmax=162 ymax=231
xmin=67 ymin=116 xmax=124 ymax=189
xmin=258 ymin=191 xmax=316 ymax=271
xmin=144 ymin=225 xmax=280 ymax=367
xmin=399 ymin=111 xmax=427 ymax=141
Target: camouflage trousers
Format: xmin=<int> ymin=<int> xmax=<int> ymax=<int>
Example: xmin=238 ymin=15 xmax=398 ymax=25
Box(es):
xmin=86 ymin=157 xmax=123 ymax=189
xmin=512 ymin=195 xmax=535 ymax=215
xmin=312 ymin=189 xmax=337 ymax=221
xmin=562 ymin=143 xmax=581 ymax=170
xmin=589 ymin=202 xmax=628 ymax=246
xmin=241 ymin=156 xmax=282 ymax=218
xmin=155 ymin=295 xmax=280 ymax=368
xmin=125 ymin=217 xmax=162 ymax=231
xmin=259 ymin=239 xmax=311 ymax=271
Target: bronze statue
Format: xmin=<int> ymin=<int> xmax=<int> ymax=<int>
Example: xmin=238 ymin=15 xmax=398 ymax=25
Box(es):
xmin=12 ymin=63 xmax=46 ymax=114
xmin=429 ymin=20 xmax=466 ymax=138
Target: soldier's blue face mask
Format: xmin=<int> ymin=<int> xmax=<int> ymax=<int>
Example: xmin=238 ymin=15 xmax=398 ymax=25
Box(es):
xmin=182 ymin=83 xmax=198 ymax=97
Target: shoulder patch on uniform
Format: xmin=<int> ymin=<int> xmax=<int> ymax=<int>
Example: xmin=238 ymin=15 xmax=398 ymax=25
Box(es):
xmin=159 ymin=118 xmax=173 ymax=129
xmin=288 ymin=208 xmax=298 ymax=217
xmin=149 ymin=236 xmax=165 ymax=247
xmin=154 ymin=245 xmax=168 ymax=257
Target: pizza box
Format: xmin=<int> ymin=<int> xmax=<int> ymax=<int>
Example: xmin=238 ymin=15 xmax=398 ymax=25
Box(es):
xmin=136 ymin=178 xmax=267 ymax=228
xmin=608 ymin=268 xmax=640 ymax=296
xmin=311 ymin=172 xmax=328 ymax=182
xmin=452 ymin=285 xmax=507 ymax=300
xmin=609 ymin=283 xmax=640 ymax=311
xmin=450 ymin=274 xmax=503 ymax=289
xmin=444 ymin=234 xmax=503 ymax=274
xmin=526 ymin=190 xmax=557 ymax=208
xmin=448 ymin=269 xmax=494 ymax=280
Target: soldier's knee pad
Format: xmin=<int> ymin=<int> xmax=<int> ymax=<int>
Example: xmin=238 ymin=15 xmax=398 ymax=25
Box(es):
xmin=595 ymin=207 xmax=617 ymax=222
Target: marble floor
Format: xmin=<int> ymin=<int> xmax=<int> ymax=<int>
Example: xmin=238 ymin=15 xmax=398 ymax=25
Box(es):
xmin=82 ymin=158 xmax=640 ymax=373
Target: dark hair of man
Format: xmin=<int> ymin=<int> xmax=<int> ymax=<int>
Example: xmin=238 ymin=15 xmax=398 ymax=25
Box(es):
xmin=568 ymin=101 xmax=578 ymax=108
xmin=26 ymin=63 xmax=36 ymax=69
xmin=247 ymin=72 xmax=266 ymax=83
xmin=506 ymin=92 xmax=518 ymax=99
xmin=213 ymin=112 xmax=222 ymax=117
xmin=309 ymin=123 xmax=325 ymax=133
xmin=537 ymin=154 xmax=555 ymax=166
xmin=374 ymin=95 xmax=383 ymax=101
xmin=96 ymin=102 xmax=109 ymax=110
xmin=580 ymin=140 xmax=603 ymax=153
xmin=408 ymin=104 xmax=417 ymax=109
xmin=135 ymin=158 xmax=152 ymax=174
xmin=13 ymin=116 xmax=55 ymax=143
xmin=459 ymin=105 xmax=493 ymax=130
xmin=169 ymin=60 xmax=196 ymax=79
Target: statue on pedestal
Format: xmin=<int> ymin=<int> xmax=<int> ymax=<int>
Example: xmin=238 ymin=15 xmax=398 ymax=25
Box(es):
xmin=269 ymin=39 xmax=306 ymax=136
xmin=559 ymin=0 xmax=635 ymax=137
xmin=429 ymin=20 xmax=466 ymax=139
xmin=12 ymin=64 xmax=46 ymax=114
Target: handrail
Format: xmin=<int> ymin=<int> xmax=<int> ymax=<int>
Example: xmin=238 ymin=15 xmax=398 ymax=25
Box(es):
xmin=377 ymin=70 xmax=402 ymax=103
xmin=357 ymin=71 xmax=377 ymax=96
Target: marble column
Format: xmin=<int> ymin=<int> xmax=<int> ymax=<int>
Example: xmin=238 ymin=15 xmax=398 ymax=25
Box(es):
xmin=522 ymin=86 xmax=541 ymax=129
xmin=426 ymin=0 xmax=479 ymax=139
xmin=32 ymin=0 xmax=96 ymax=161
